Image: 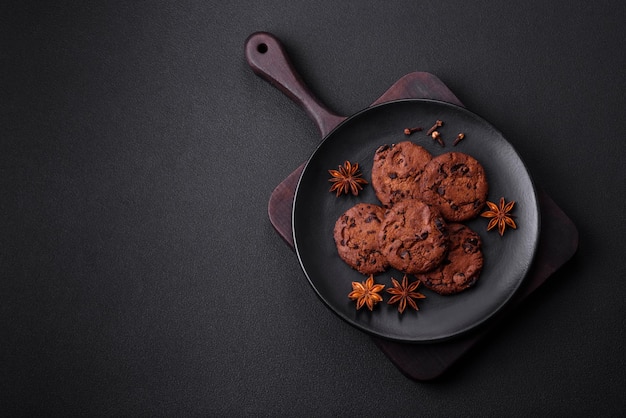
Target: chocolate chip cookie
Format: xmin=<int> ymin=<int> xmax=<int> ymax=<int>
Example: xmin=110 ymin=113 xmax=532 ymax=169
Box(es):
xmin=378 ymin=199 xmax=448 ymax=274
xmin=371 ymin=141 xmax=432 ymax=207
xmin=416 ymin=223 xmax=483 ymax=295
xmin=419 ymin=152 xmax=488 ymax=222
xmin=333 ymin=203 xmax=388 ymax=275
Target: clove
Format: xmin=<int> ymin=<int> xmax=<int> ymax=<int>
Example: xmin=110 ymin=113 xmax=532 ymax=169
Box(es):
xmin=404 ymin=126 xmax=423 ymax=136
xmin=426 ymin=120 xmax=444 ymax=136
xmin=453 ymin=133 xmax=465 ymax=146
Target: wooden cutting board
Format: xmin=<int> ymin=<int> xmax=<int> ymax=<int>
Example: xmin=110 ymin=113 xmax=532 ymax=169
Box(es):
xmin=246 ymin=32 xmax=578 ymax=380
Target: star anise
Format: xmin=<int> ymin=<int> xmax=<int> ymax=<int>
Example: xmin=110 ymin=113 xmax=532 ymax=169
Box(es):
xmin=348 ymin=275 xmax=385 ymax=311
xmin=328 ymin=160 xmax=368 ymax=197
xmin=386 ymin=274 xmax=426 ymax=313
xmin=481 ymin=197 xmax=517 ymax=236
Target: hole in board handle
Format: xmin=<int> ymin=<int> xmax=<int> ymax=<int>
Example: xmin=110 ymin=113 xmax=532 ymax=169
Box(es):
xmin=257 ymin=43 xmax=268 ymax=54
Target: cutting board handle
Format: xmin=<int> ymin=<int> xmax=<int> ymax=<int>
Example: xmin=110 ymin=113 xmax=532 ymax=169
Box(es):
xmin=245 ymin=32 xmax=346 ymax=137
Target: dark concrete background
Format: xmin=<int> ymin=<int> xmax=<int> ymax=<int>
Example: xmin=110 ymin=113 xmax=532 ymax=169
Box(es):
xmin=2 ymin=1 xmax=624 ymax=415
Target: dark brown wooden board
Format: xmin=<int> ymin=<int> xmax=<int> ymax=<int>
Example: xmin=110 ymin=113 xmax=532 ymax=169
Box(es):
xmin=246 ymin=32 xmax=578 ymax=380
xmin=265 ymin=72 xmax=578 ymax=381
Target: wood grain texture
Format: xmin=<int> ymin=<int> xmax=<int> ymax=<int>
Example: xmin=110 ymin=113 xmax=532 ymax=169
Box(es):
xmin=245 ymin=32 xmax=345 ymax=137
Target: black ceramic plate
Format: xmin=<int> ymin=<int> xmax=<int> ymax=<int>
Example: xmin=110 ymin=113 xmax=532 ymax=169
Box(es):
xmin=293 ymin=99 xmax=540 ymax=343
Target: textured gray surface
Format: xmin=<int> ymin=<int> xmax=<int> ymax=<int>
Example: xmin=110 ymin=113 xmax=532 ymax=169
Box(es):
xmin=2 ymin=1 xmax=625 ymax=415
